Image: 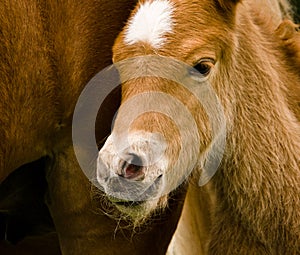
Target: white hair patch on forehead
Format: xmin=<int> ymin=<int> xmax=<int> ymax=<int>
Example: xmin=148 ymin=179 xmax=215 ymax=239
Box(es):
xmin=124 ymin=0 xmax=174 ymax=48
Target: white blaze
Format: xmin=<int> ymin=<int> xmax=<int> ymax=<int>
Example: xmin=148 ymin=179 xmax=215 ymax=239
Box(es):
xmin=124 ymin=0 xmax=174 ymax=48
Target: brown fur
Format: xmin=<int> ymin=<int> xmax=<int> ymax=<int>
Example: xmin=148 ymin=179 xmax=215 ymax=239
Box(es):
xmin=0 ymin=1 xmax=187 ymax=254
xmin=276 ymin=19 xmax=300 ymax=65
xmin=275 ymin=19 xmax=300 ymax=121
xmin=109 ymin=0 xmax=300 ymax=254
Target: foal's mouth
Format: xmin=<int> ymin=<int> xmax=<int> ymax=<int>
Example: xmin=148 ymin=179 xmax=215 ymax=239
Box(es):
xmin=109 ymin=198 xmax=144 ymax=207
xmin=107 ymin=174 xmax=163 ymax=207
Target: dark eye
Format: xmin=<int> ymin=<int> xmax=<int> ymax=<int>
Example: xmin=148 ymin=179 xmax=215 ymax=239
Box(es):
xmin=190 ymin=58 xmax=215 ymax=77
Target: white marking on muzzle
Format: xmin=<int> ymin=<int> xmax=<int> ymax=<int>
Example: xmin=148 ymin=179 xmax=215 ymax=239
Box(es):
xmin=97 ymin=131 xmax=168 ymax=184
xmin=124 ymin=0 xmax=174 ymax=48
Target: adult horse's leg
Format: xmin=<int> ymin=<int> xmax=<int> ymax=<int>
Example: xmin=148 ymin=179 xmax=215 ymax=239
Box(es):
xmin=46 ymin=146 xmax=186 ymax=255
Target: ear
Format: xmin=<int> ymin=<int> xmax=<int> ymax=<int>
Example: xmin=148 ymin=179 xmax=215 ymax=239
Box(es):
xmin=215 ymin=0 xmax=241 ymax=12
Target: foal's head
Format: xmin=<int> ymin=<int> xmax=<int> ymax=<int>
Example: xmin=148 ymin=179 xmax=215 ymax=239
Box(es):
xmin=96 ymin=0 xmax=289 ymax=222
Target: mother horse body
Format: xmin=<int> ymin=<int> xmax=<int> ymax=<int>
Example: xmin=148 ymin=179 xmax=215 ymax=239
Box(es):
xmin=98 ymin=0 xmax=300 ymax=254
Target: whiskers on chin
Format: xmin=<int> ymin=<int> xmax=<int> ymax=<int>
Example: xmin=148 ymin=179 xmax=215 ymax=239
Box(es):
xmin=88 ymin=180 xmax=169 ymax=231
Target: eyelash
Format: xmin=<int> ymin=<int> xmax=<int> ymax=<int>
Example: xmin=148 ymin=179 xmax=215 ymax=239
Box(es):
xmin=190 ymin=58 xmax=215 ymax=77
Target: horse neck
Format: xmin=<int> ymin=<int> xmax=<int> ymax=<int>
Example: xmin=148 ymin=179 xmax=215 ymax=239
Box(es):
xmin=214 ymin=9 xmax=300 ymax=197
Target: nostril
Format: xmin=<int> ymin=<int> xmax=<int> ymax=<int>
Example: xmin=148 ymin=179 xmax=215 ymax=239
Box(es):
xmin=120 ymin=154 xmax=144 ymax=180
xmin=124 ymin=163 xmax=142 ymax=178
xmin=130 ymin=153 xmax=143 ymax=166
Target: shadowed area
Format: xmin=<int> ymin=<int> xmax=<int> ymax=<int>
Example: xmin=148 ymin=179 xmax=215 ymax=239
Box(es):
xmin=291 ymin=0 xmax=300 ymax=22
xmin=0 ymin=158 xmax=60 ymax=254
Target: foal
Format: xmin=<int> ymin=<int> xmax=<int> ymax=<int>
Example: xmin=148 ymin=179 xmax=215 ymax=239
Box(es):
xmin=98 ymin=0 xmax=300 ymax=254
